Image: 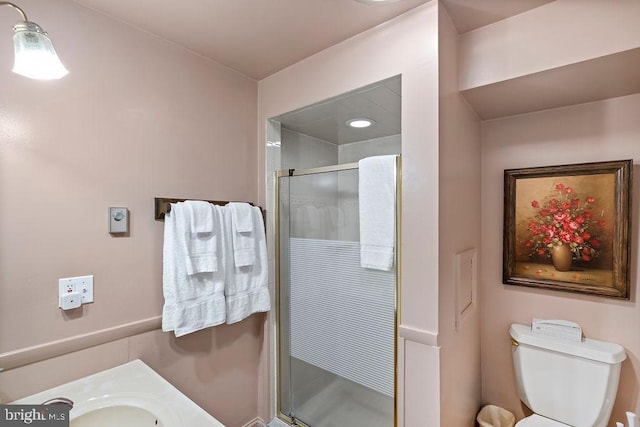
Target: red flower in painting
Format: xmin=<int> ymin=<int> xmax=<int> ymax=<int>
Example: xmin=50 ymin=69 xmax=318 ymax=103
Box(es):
xmin=554 ymin=212 xmax=569 ymax=222
xmin=524 ymin=182 xmax=605 ymax=262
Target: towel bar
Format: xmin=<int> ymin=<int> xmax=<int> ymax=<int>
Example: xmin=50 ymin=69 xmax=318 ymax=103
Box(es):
xmin=154 ymin=197 xmax=261 ymax=221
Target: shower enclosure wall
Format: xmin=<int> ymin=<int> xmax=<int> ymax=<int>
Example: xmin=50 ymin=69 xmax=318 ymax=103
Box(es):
xmin=266 ymin=76 xmax=401 ymax=427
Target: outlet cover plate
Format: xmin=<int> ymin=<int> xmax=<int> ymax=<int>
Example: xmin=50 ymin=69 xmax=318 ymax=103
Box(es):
xmin=59 ymin=275 xmax=94 ymax=305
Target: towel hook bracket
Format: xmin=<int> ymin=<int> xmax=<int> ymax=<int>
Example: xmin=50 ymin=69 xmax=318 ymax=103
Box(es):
xmin=154 ymin=197 xmax=261 ymax=221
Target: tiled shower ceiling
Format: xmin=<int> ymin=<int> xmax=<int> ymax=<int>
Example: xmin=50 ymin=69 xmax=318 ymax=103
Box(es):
xmin=275 ymin=76 xmax=401 ymax=145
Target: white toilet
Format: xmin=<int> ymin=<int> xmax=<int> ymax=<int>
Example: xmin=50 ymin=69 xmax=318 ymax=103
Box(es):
xmin=510 ymin=323 xmax=626 ymax=427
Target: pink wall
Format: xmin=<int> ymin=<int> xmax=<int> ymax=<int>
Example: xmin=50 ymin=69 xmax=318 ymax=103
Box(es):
xmin=437 ymin=6 xmax=482 ymax=426
xmin=258 ymin=3 xmax=442 ymax=424
xmin=4 ymin=2 xmax=634 ymax=427
xmin=458 ymin=0 xmax=640 ymax=90
xmin=0 ymin=1 xmax=261 ymax=425
xmin=457 ymin=0 xmax=640 ymax=121
xmin=469 ymin=3 xmax=640 ymax=425
xmin=480 ymin=94 xmax=640 ymax=426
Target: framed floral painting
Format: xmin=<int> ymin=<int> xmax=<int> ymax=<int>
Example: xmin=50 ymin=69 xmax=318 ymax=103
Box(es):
xmin=503 ymin=160 xmax=633 ymax=299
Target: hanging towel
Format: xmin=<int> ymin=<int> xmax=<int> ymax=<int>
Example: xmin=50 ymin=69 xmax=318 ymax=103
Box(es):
xmin=358 ymin=155 xmax=397 ymax=271
xmin=227 ymin=202 xmax=254 ymax=233
xmin=162 ymin=202 xmax=226 ymax=337
xmin=187 ymin=200 xmax=214 ymax=233
xmin=227 ymin=202 xmax=256 ymax=267
xmin=222 ymin=205 xmax=271 ymax=324
xmin=183 ymin=201 xmax=218 ymax=275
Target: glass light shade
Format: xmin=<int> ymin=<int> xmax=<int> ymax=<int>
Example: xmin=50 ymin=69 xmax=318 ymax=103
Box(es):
xmin=12 ymin=23 xmax=68 ymax=80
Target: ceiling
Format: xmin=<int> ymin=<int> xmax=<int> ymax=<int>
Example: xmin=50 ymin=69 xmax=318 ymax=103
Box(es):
xmin=275 ymin=76 xmax=401 ymax=145
xmin=67 ymin=0 xmax=555 ymax=143
xmin=441 ymin=0 xmax=554 ymax=33
xmin=70 ymin=0 xmax=555 ymax=80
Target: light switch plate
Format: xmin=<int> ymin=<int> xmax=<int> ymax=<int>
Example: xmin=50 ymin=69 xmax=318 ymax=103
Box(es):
xmin=109 ymin=207 xmax=128 ymax=234
xmin=59 ymin=275 xmax=94 ymax=307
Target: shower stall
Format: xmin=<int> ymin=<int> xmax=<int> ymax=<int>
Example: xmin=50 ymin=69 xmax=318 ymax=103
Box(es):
xmin=266 ymin=75 xmax=401 ymax=427
xmin=275 ymin=159 xmax=400 ymax=427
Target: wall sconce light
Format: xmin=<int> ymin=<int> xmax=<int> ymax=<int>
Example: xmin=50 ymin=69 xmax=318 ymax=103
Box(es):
xmin=1 ymin=1 xmax=68 ymax=80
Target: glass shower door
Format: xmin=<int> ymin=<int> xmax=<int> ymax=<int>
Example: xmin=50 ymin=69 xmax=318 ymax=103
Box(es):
xmin=277 ymin=165 xmax=396 ymax=427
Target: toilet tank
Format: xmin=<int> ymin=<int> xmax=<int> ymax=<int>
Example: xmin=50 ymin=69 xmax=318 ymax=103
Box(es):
xmin=510 ymin=324 xmax=626 ymax=427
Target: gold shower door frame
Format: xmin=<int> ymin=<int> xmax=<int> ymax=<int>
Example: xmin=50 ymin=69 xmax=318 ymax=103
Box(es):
xmin=274 ymin=157 xmax=402 ymax=427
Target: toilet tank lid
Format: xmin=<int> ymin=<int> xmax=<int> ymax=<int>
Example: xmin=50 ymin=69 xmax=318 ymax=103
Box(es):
xmin=510 ymin=324 xmax=626 ymax=364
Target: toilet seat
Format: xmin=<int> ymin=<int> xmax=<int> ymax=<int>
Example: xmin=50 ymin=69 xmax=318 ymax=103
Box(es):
xmin=516 ymin=414 xmax=571 ymax=426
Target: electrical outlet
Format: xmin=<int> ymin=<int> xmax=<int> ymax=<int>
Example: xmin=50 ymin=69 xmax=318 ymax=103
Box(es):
xmin=63 ymin=281 xmax=75 ymax=293
xmin=59 ymin=275 xmax=94 ymax=306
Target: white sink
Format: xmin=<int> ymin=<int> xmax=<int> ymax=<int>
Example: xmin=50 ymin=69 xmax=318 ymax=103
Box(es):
xmin=69 ymin=393 xmax=180 ymax=427
xmin=72 ymin=405 xmax=163 ymax=427
xmin=13 ymin=360 xmax=225 ymax=427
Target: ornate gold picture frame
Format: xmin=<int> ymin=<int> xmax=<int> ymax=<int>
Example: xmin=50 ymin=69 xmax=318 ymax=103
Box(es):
xmin=503 ymin=160 xmax=633 ymax=299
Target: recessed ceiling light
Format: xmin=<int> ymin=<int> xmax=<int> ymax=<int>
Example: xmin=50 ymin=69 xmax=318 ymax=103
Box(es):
xmin=346 ymin=118 xmax=375 ymax=128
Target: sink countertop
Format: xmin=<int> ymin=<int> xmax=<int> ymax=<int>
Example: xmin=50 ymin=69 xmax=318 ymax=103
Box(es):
xmin=12 ymin=359 xmax=225 ymax=427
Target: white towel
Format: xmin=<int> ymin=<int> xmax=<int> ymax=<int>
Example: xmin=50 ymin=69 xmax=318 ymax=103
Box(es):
xmin=187 ymin=200 xmax=214 ymax=233
xmin=358 ymin=155 xmax=397 ymax=271
xmin=162 ymin=202 xmax=226 ymax=337
xmin=227 ymin=202 xmax=254 ymax=233
xmin=227 ymin=202 xmax=256 ymax=266
xmin=222 ymin=205 xmax=271 ymax=324
xmin=182 ymin=201 xmax=218 ymax=275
